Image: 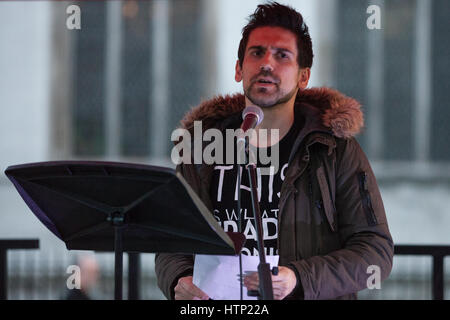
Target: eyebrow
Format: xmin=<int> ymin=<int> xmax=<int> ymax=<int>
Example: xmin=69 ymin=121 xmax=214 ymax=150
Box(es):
xmin=247 ymin=45 xmax=294 ymax=55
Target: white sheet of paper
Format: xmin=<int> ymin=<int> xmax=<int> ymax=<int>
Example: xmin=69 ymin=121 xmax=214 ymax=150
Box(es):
xmin=193 ymin=254 xmax=279 ymax=300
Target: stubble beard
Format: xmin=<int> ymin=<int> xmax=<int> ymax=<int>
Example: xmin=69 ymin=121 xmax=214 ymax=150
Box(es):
xmin=245 ymin=83 xmax=299 ymax=109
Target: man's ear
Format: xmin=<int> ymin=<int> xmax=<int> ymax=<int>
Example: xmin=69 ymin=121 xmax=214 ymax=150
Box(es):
xmin=297 ymin=68 xmax=311 ymax=89
xmin=235 ymin=60 xmax=243 ymax=82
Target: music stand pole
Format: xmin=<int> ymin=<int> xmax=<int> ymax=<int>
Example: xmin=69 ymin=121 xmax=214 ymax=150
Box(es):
xmin=114 ymin=226 xmax=123 ymax=300
xmin=108 ymin=211 xmax=125 ymax=300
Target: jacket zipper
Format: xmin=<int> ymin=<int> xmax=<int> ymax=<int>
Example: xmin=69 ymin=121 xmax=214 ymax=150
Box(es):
xmin=358 ymin=171 xmax=378 ymax=226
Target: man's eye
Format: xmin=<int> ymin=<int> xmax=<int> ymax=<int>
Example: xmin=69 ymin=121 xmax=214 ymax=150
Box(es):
xmin=277 ymin=52 xmax=288 ymax=59
xmin=251 ymin=50 xmax=263 ymax=57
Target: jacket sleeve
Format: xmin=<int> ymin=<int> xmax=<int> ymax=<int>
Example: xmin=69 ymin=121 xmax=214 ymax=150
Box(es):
xmin=155 ymin=253 xmax=194 ymax=299
xmin=289 ymin=137 xmax=394 ymax=299
xmin=154 ymin=163 xmax=195 ymax=300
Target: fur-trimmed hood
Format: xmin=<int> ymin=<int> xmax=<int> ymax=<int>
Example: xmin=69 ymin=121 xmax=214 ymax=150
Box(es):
xmin=180 ymin=87 xmax=363 ymax=139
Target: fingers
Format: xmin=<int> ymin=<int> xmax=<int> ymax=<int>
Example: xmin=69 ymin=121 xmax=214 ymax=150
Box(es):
xmin=243 ymin=272 xmax=259 ymax=290
xmin=243 ymin=267 xmax=297 ymax=300
xmin=243 ymin=281 xmax=289 ymax=300
xmin=272 ymin=267 xmax=297 ymax=300
xmin=243 ymin=271 xmax=280 ymax=289
xmin=272 ymin=281 xmax=291 ymax=300
xmin=174 ymin=276 xmax=209 ymax=300
xmin=270 ymin=266 xmax=292 ymax=282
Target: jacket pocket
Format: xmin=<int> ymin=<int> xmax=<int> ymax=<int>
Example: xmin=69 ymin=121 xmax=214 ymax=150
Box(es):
xmin=358 ymin=171 xmax=378 ymax=226
xmin=316 ymin=166 xmax=337 ymax=232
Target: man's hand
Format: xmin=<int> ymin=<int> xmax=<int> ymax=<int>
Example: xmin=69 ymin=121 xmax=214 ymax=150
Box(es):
xmin=174 ymin=276 xmax=209 ymax=300
xmin=243 ymin=266 xmax=297 ymax=300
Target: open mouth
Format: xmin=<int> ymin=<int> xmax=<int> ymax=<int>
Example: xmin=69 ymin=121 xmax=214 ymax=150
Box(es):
xmin=255 ymin=78 xmax=277 ymax=86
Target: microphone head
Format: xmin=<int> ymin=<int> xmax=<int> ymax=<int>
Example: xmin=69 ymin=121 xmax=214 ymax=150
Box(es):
xmin=242 ymin=105 xmax=264 ymax=125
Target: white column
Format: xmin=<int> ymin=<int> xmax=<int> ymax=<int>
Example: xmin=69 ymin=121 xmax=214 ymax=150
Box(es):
xmin=150 ymin=0 xmax=170 ymax=159
xmin=104 ymin=0 xmax=123 ymax=158
xmin=366 ymin=0 xmax=385 ymax=160
xmin=413 ymin=0 xmax=431 ymax=163
xmin=309 ymin=0 xmax=338 ymax=87
xmin=200 ymin=0 xmax=219 ymax=98
xmin=49 ymin=1 xmax=75 ymax=159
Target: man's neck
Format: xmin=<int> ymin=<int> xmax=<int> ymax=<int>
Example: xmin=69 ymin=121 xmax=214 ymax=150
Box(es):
xmin=245 ymin=96 xmax=296 ymax=148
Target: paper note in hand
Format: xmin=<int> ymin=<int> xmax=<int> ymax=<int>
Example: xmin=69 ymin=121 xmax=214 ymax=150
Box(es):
xmin=193 ymin=254 xmax=279 ymax=300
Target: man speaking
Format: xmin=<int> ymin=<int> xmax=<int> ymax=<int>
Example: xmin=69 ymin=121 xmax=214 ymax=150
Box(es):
xmin=155 ymin=1 xmax=393 ymax=300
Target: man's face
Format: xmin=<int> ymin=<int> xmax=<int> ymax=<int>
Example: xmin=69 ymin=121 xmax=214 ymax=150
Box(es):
xmin=235 ymin=26 xmax=309 ymax=108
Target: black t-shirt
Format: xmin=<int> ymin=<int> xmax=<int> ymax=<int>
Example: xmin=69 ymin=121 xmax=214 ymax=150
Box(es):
xmin=210 ymin=109 xmax=301 ymax=256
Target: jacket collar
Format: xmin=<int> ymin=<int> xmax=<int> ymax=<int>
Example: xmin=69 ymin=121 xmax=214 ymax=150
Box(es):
xmin=179 ymin=87 xmax=363 ymax=140
xmin=179 ymin=87 xmax=363 ymax=168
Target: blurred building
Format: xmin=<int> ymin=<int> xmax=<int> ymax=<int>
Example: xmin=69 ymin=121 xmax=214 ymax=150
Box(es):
xmin=0 ymin=0 xmax=449 ymax=299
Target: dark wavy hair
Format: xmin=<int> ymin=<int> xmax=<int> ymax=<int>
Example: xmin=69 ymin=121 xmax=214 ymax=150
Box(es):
xmin=237 ymin=2 xmax=314 ymax=69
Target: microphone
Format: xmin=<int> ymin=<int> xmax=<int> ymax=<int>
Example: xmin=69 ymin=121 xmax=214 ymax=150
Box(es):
xmin=237 ymin=106 xmax=264 ymax=143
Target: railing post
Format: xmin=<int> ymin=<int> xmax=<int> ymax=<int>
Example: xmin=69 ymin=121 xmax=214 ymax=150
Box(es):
xmin=0 ymin=249 xmax=6 ymax=300
xmin=432 ymin=255 xmax=444 ymax=300
xmin=128 ymin=252 xmax=140 ymax=300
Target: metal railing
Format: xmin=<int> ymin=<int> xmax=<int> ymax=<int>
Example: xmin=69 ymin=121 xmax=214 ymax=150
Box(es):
xmin=0 ymin=239 xmax=39 ymax=300
xmin=1 ymin=241 xmax=449 ymax=300
xmin=394 ymin=245 xmax=450 ymax=300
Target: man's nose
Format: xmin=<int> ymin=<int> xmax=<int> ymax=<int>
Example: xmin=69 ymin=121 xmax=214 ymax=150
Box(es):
xmin=260 ymin=52 xmax=274 ymax=72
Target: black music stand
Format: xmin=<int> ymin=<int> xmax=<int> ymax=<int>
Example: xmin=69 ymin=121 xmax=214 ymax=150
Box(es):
xmin=5 ymin=161 xmax=245 ymax=300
